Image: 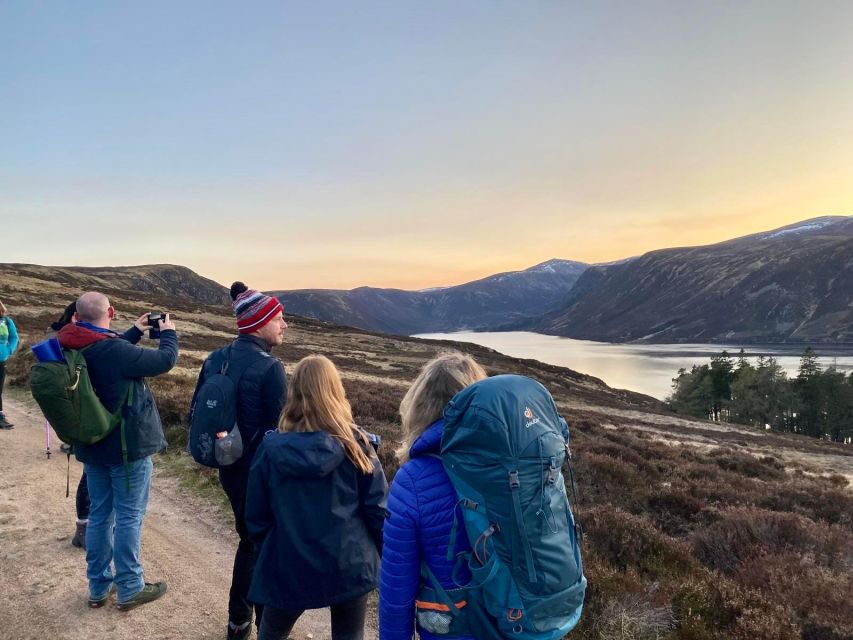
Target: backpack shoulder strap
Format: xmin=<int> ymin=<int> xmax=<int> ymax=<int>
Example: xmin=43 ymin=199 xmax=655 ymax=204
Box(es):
xmin=206 ymin=345 xmax=230 ymax=375
xmin=221 ymin=346 xmax=276 ymax=385
xmin=71 ymin=343 xmax=136 ymax=489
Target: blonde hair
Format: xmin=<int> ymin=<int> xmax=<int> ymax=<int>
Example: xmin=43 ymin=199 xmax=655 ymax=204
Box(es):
xmin=278 ymin=355 xmax=373 ymax=474
xmin=397 ymin=352 xmax=487 ymax=463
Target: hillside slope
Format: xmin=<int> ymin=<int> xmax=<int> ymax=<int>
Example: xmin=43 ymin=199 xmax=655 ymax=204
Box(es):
xmin=0 ymin=263 xmax=230 ymax=308
xmin=535 ymin=216 xmax=853 ymax=344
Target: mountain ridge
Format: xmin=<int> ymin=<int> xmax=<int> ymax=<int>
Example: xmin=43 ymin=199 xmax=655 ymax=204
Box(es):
xmin=0 ymin=263 xmax=231 ymax=307
xmin=533 ymin=216 xmax=853 ymax=344
xmin=271 ymin=258 xmax=589 ymax=335
xmin=4 ymin=215 xmax=850 ymax=344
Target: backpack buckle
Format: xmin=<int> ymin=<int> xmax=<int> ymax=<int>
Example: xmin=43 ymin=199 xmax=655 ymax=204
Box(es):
xmin=546 ymin=468 xmax=559 ymax=485
xmin=546 ymin=456 xmax=559 ymax=485
xmin=508 ymin=470 xmax=520 ymax=489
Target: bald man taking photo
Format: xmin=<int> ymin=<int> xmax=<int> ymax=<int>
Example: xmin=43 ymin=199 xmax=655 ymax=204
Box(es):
xmin=56 ymin=292 xmax=178 ymax=611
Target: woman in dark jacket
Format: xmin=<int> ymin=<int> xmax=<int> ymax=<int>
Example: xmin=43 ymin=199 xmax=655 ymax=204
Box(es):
xmin=48 ymin=302 xmax=91 ymax=549
xmin=246 ymin=354 xmax=388 ymax=640
xmin=379 ymin=353 xmax=487 ymax=640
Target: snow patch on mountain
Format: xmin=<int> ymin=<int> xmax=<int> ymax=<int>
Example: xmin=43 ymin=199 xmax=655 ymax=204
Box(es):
xmin=759 ymin=217 xmax=844 ymax=240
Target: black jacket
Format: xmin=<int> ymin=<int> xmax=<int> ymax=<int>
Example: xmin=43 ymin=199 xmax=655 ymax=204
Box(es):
xmin=192 ymin=334 xmax=287 ymax=470
xmin=58 ymin=324 xmax=179 ymax=466
xmin=246 ymin=430 xmax=388 ymax=610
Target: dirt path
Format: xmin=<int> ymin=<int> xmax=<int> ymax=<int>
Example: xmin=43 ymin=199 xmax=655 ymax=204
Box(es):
xmin=0 ymin=397 xmax=375 ymax=640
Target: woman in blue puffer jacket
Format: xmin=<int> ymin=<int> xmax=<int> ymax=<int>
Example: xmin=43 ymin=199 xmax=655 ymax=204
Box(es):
xmin=379 ymin=353 xmax=488 ymax=640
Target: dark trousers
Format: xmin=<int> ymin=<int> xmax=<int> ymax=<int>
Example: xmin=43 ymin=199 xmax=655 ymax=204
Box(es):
xmin=0 ymin=361 xmax=6 ymax=412
xmin=220 ymin=465 xmax=263 ymax=628
xmin=258 ymin=593 xmax=369 ymax=640
xmin=76 ymin=472 xmax=90 ymax=520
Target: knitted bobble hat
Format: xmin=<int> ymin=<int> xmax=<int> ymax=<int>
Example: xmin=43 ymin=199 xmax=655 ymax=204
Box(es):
xmin=230 ymin=281 xmax=283 ymax=335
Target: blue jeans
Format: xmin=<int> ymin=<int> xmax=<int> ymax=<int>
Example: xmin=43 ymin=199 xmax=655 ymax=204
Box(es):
xmin=84 ymin=457 xmax=153 ymax=602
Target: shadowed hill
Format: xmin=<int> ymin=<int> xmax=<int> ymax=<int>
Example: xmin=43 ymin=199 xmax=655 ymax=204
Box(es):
xmin=271 ymin=259 xmax=588 ymax=335
xmin=533 ymin=216 xmax=853 ymax=344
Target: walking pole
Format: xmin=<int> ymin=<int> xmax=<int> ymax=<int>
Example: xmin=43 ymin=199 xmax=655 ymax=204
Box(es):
xmin=45 ymin=419 xmax=52 ymax=459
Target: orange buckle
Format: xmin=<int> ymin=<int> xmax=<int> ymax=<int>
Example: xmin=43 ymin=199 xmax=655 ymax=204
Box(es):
xmin=415 ymin=600 xmax=468 ymax=612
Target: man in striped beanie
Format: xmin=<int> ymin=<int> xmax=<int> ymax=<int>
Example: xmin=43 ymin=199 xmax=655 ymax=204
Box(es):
xmin=192 ymin=282 xmax=288 ymax=639
xmin=232 ymin=285 xmax=286 ymax=340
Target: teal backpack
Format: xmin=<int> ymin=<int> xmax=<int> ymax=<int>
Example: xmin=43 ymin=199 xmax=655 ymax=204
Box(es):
xmin=418 ymin=375 xmax=586 ymax=639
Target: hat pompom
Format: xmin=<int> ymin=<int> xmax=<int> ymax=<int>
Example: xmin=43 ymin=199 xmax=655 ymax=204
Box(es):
xmin=230 ymin=281 xmax=248 ymax=301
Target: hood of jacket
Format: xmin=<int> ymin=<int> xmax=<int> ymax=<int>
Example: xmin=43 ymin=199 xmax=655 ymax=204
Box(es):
xmin=57 ymin=324 xmax=115 ymax=350
xmin=262 ymin=431 xmax=346 ymax=478
xmin=410 ymin=418 xmax=443 ymax=458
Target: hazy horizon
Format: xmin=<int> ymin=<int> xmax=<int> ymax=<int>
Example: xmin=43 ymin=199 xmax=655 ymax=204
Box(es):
xmin=3 ymin=1 xmax=853 ymax=290
xmin=4 ymin=213 xmax=850 ymax=292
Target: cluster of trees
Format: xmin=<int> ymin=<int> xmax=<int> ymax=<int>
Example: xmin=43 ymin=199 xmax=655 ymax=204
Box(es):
xmin=669 ymin=348 xmax=853 ymax=442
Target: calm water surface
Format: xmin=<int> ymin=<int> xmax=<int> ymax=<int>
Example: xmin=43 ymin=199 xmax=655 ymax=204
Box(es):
xmin=414 ymin=331 xmax=853 ymax=400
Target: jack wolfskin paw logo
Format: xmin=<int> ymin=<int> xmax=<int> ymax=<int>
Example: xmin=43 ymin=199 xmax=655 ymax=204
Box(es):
xmin=524 ymin=406 xmax=540 ymax=428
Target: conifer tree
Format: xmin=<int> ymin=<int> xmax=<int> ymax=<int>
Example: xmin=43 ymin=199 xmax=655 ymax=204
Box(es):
xmin=669 ymin=365 xmax=714 ymax=419
xmin=709 ymin=351 xmax=734 ymax=422
xmin=795 ymin=347 xmax=825 ymax=438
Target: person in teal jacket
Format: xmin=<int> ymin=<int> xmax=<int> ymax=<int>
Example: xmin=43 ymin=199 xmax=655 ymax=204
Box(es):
xmin=0 ymin=300 xmax=20 ymax=429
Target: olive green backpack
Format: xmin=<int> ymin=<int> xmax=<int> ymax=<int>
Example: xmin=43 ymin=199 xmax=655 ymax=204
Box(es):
xmin=31 ymin=347 xmax=133 ymax=453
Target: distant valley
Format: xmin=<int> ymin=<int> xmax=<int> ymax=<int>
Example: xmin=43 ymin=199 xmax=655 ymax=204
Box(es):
xmin=270 ymin=259 xmax=588 ymax=335
xmin=271 ymin=216 xmax=853 ymax=344
xmin=3 ymin=216 xmax=850 ymax=345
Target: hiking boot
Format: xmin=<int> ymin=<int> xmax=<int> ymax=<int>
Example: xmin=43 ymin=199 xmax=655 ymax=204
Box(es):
xmin=71 ymin=521 xmax=87 ymax=549
xmin=227 ymin=620 xmax=253 ymax=640
xmin=88 ymin=583 xmax=116 ymax=608
xmin=0 ymin=413 xmax=13 ymax=430
xmin=116 ymin=581 xmax=167 ymax=611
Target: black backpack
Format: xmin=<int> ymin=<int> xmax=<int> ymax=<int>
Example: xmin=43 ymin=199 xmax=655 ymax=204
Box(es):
xmin=189 ymin=347 xmax=271 ymax=468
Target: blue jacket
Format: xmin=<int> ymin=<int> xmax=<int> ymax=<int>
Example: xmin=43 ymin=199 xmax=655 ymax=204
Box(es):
xmin=379 ymin=419 xmax=474 ymax=640
xmin=0 ymin=316 xmax=19 ymax=363
xmin=246 ymin=430 xmax=388 ymax=611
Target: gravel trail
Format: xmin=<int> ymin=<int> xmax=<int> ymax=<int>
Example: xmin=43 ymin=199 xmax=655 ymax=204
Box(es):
xmin=0 ymin=398 xmax=365 ymax=640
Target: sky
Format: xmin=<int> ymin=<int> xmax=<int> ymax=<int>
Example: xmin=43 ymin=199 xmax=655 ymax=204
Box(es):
xmin=2 ymin=1 xmax=853 ymax=291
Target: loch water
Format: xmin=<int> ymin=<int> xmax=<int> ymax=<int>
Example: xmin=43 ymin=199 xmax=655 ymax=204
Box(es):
xmin=413 ymin=331 xmax=853 ymax=400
